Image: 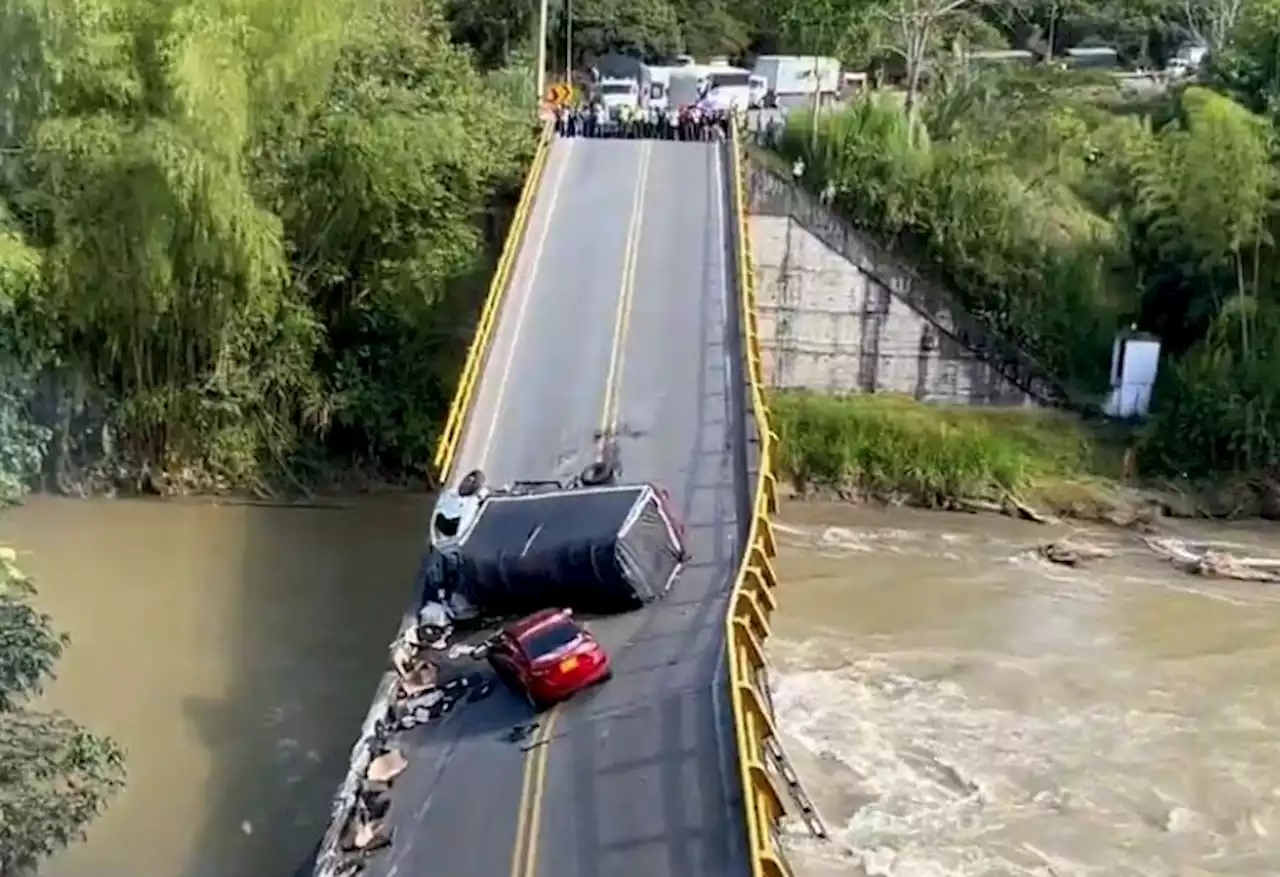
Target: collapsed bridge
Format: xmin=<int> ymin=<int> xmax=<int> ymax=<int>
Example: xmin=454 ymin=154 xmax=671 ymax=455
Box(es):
xmin=314 ymin=129 xmax=820 ymax=877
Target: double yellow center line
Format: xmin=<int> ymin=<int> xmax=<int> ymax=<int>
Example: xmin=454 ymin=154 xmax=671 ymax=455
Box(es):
xmin=598 ymin=138 xmax=653 ymax=442
xmin=507 ymin=139 xmax=654 ymax=877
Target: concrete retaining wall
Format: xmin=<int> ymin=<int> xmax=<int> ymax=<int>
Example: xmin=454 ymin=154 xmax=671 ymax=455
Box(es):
xmin=746 ymin=159 xmax=1065 ymax=406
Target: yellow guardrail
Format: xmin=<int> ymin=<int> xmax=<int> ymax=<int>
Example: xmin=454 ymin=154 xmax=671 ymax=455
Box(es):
xmin=725 ymin=123 xmax=791 ymax=877
xmin=432 ymin=121 xmax=555 ymax=481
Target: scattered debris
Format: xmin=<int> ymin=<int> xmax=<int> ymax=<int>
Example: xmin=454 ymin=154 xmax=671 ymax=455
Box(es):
xmin=449 ymin=641 xmax=489 ymax=660
xmin=508 ymin=722 xmax=538 ymax=743
xmin=1003 ymin=493 xmax=1058 ymax=524
xmin=324 ymin=594 xmax=501 ymax=874
xmin=956 ymin=494 xmax=1057 ymax=524
xmin=366 ymin=748 xmax=408 ymax=784
xmin=468 ymin=679 xmax=494 ymax=703
xmin=1143 ymin=537 xmax=1280 ymax=583
xmin=343 ymin=816 xmax=392 ymax=854
xmin=399 ymin=662 xmax=439 ymax=695
xmin=1038 ymin=539 xmax=1114 ymax=568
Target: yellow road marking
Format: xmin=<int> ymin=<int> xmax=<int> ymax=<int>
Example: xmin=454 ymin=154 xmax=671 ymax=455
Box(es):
xmin=508 ymin=708 xmax=561 ymax=877
xmin=509 ymin=140 xmax=654 ymax=877
xmin=474 ymin=138 xmax=575 ymax=473
xmin=598 ymin=138 xmax=653 ymax=440
xmin=519 ymin=709 xmax=560 ymax=877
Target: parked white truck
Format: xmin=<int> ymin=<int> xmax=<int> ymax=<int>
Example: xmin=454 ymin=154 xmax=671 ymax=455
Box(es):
xmin=697 ymin=63 xmax=752 ymax=112
xmin=640 ymin=64 xmax=675 ymax=110
xmin=751 ymin=55 xmax=841 ymax=108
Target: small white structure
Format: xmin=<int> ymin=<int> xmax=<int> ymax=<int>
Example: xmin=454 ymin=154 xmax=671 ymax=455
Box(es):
xmin=1104 ymin=330 xmax=1161 ymax=419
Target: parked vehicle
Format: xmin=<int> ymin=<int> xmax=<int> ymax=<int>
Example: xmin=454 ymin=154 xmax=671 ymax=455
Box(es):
xmin=596 ymin=76 xmax=640 ymax=113
xmin=487 ymin=608 xmax=612 ymax=710
xmin=698 ymin=64 xmax=752 ymax=112
xmin=640 ymin=64 xmax=674 ymax=110
xmin=751 ymin=55 xmax=840 ymax=108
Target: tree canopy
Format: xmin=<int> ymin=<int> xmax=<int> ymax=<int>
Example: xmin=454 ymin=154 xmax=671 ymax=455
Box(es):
xmin=0 ymin=0 xmax=538 ymax=494
xmin=773 ymin=45 xmax=1280 ymax=478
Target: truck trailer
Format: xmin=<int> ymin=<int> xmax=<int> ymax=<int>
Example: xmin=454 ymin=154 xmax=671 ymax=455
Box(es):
xmin=751 ymin=54 xmax=841 ymax=108
xmin=420 ymin=483 xmax=687 ymax=619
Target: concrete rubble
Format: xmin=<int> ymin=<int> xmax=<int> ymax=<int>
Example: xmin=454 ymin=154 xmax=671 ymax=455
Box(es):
xmin=318 ymin=598 xmax=495 ymax=876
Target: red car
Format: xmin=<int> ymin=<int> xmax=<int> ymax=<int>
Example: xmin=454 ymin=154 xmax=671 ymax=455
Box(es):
xmin=487 ymin=609 xmax=612 ymax=710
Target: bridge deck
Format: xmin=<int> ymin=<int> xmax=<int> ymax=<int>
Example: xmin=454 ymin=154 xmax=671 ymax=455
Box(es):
xmin=361 ymin=137 xmax=752 ymax=877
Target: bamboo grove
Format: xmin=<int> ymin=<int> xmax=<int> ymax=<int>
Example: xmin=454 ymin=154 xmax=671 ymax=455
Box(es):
xmin=0 ymin=0 xmax=541 ymax=498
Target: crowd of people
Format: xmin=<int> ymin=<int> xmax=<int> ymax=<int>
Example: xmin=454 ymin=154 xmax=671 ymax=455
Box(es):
xmin=553 ymin=102 xmax=736 ymax=141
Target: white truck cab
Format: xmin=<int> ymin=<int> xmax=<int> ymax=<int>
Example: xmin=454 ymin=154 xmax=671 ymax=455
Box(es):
xmin=430 ymin=471 xmax=489 ymax=552
xmin=640 ymin=65 xmax=673 ymax=110
xmin=597 ymin=76 xmax=640 ymax=112
xmin=696 ymin=65 xmax=752 ymax=112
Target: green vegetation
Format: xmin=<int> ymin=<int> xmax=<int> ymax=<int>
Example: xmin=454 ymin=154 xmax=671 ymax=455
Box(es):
xmin=0 ymin=547 xmax=125 ymax=872
xmin=770 ymin=52 xmax=1280 ymax=488
xmin=772 ymin=392 xmax=1131 ymax=513
xmin=0 ymin=0 xmax=541 ymax=497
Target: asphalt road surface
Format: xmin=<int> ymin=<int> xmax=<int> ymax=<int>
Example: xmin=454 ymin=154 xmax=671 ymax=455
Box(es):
xmin=359 ymin=136 xmax=753 ymax=877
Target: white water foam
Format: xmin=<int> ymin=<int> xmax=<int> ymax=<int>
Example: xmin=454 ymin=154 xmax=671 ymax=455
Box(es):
xmin=770 ymin=635 xmax=1280 ymax=877
xmin=767 ymin=517 xmax=1280 ymax=877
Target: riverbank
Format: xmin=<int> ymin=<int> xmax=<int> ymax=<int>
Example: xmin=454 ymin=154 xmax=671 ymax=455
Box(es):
xmin=771 ymin=393 xmax=1280 ymax=525
xmin=49 ymin=455 xmax=434 ymax=501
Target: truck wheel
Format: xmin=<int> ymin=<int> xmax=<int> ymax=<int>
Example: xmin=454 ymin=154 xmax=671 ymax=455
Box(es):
xmin=579 ymin=460 xmax=616 ymax=486
xmin=458 ymin=469 xmax=486 ymax=497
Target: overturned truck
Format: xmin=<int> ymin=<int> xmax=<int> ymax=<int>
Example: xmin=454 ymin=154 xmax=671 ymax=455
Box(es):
xmin=421 ymin=481 xmax=687 ymax=619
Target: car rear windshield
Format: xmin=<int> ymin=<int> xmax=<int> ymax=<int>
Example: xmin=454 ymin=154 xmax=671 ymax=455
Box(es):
xmin=523 ymin=622 xmax=580 ymax=659
xmin=709 ymin=72 xmax=749 ymax=88
xmin=601 ymin=83 xmax=633 ymax=95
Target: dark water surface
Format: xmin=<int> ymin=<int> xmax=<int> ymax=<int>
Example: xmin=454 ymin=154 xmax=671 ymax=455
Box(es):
xmin=0 ymin=494 xmax=428 ymax=877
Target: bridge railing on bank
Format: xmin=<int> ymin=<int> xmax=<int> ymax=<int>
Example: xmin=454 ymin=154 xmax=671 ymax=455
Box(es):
xmin=723 ymin=122 xmax=795 ymax=877
xmin=312 ymin=122 xmax=554 ymax=877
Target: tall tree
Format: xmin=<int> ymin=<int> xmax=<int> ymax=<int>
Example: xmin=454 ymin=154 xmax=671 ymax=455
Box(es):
xmin=877 ymin=0 xmax=987 ymax=124
xmin=1184 ymin=0 xmax=1248 ymax=53
xmin=566 ymin=0 xmax=683 ymax=60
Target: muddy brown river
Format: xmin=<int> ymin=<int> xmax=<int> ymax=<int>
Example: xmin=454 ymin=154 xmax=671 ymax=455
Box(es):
xmin=2 ymin=495 xmax=1278 ymax=877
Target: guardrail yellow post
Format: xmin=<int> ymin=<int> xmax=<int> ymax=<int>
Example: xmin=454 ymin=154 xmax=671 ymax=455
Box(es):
xmin=724 ymin=117 xmax=795 ymax=877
